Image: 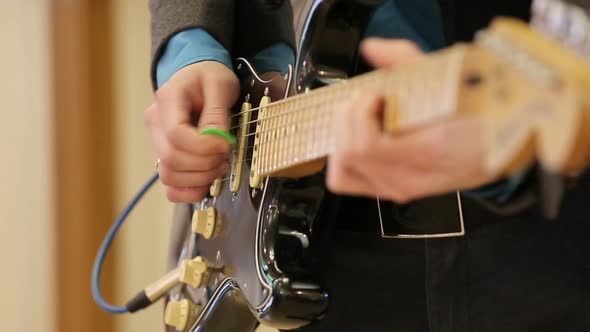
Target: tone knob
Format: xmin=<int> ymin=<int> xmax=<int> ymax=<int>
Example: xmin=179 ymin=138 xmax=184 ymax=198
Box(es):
xmin=209 ymin=178 xmax=222 ymax=197
xmin=191 ymin=207 xmax=222 ymax=239
xmin=164 ymin=298 xmax=200 ymax=331
xmin=179 ymin=256 xmax=211 ymax=289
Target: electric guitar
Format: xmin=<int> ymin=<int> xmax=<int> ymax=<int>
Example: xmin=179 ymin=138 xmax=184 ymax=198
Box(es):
xmin=157 ymin=0 xmax=590 ymax=331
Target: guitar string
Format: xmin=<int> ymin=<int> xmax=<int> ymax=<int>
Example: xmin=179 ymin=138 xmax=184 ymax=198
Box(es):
xmin=223 ymin=73 xmax=441 ymax=170
xmin=224 ymin=70 xmax=420 ymax=159
xmin=229 ymin=113 xmax=333 ymax=156
xmin=227 ymin=69 xmax=389 ymax=120
xmin=208 ymin=51 xmax=463 ymax=187
xmin=224 ymin=65 xmax=418 ymax=132
xmin=226 ymin=90 xmax=349 ymax=132
xmin=211 ymin=56 xmax=455 ymax=184
xmin=224 ymin=90 xmax=447 ymax=176
xmin=212 ymin=152 xmax=329 ymax=185
xmin=223 ymin=119 xmax=335 ymax=182
xmin=224 ymin=46 xmax=461 ymax=131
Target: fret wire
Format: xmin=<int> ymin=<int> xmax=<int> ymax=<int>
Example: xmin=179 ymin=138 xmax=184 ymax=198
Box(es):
xmin=236 ymin=61 xmax=454 ymax=158
xmin=231 ymin=111 xmax=336 ymax=156
xmin=228 ymin=49 xmax=463 ymax=131
xmin=261 ymin=104 xmax=270 ymax=174
xmin=215 ymin=150 xmax=329 ymax=184
xmin=228 ymin=69 xmax=389 ymax=120
xmin=228 ymin=88 xmax=350 ymax=132
xmin=271 ymin=104 xmax=279 ymax=171
xmin=227 ymin=73 xmax=389 ymax=131
xmin=262 ymin=105 xmax=271 ymax=173
xmin=237 ymin=48 xmax=465 ymax=176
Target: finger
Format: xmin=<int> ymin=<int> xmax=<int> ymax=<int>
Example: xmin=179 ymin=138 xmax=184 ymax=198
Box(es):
xmin=166 ymin=186 xmax=209 ymax=203
xmin=198 ymin=79 xmax=239 ymax=130
xmin=168 ymin=123 xmax=232 ymax=156
xmin=159 ymin=163 xmax=229 ymax=188
xmin=155 ymin=85 xmax=197 ymax=131
xmin=360 ymin=38 xmax=424 ymax=68
xmin=326 ymin=161 xmax=376 ymax=197
xmin=158 ymin=147 xmax=228 ymax=172
xmin=353 ymin=93 xmax=384 ymax=132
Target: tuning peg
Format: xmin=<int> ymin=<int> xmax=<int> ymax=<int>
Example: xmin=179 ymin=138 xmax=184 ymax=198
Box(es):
xmin=532 ymin=0 xmax=590 ymax=60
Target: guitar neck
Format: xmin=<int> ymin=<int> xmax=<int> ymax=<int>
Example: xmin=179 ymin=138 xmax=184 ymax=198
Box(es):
xmin=252 ymin=46 xmax=467 ymax=178
xmin=250 ymin=17 xmax=590 ymax=181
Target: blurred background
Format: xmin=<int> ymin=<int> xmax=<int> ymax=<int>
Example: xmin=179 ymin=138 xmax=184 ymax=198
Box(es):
xmin=0 ymin=0 xmax=308 ymax=331
xmin=1 ymin=0 xmax=174 ymax=331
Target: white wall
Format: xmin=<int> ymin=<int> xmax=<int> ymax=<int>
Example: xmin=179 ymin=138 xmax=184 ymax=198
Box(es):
xmin=0 ymin=1 xmax=55 ymax=331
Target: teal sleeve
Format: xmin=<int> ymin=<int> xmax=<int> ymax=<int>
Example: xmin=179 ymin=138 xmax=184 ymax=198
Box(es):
xmin=156 ymin=28 xmax=294 ymax=88
xmin=156 ymin=28 xmax=233 ymax=88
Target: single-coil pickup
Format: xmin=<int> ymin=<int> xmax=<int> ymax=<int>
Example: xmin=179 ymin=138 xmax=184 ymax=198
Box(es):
xmin=250 ymin=94 xmax=271 ymax=188
xmin=230 ymin=100 xmax=252 ymax=192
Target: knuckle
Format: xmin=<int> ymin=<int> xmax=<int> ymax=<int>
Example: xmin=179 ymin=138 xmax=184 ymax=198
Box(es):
xmin=158 ymin=168 xmax=175 ymax=186
xmin=187 ymin=188 xmax=207 ymax=203
xmin=391 ymin=179 xmax=422 ymax=203
xmin=204 ymin=156 xmax=222 ymax=170
xmin=144 ymin=103 xmax=157 ymax=128
xmin=418 ymin=138 xmax=444 ymax=167
xmin=201 ymin=106 xmax=227 ymax=126
xmin=326 ymin=165 xmax=345 ymax=193
xmin=326 ymin=176 xmax=341 ymax=193
xmin=156 ymin=85 xmax=188 ymax=105
xmin=204 ymin=139 xmax=230 ymax=155
xmin=191 ymin=172 xmax=212 ymax=187
xmin=154 ymin=86 xmax=172 ymax=102
xmin=341 ymin=146 xmax=360 ymax=161
xmin=167 ymin=126 xmax=183 ymax=149
xmin=389 ymin=190 xmax=411 ymax=204
xmin=166 ymin=188 xmax=182 ymax=203
xmin=159 ymin=148 xmax=176 ymax=168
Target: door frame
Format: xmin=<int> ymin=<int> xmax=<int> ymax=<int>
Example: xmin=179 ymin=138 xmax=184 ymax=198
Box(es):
xmin=52 ymin=1 xmax=116 ymax=331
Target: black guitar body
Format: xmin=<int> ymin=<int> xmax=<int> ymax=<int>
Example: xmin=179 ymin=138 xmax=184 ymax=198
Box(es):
xmin=166 ymin=1 xmax=461 ymax=331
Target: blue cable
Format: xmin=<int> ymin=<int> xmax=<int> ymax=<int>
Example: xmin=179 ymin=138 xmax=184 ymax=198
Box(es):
xmin=91 ymin=172 xmax=160 ymax=314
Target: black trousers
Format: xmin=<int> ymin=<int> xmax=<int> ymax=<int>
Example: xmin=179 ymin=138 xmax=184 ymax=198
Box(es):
xmin=294 ymin=179 xmax=590 ymax=332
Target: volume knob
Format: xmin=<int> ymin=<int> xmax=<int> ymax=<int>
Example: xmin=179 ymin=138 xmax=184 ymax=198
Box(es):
xmin=179 ymin=256 xmax=211 ymax=289
xmin=164 ymin=298 xmax=200 ymax=331
xmin=191 ymin=207 xmax=221 ymax=239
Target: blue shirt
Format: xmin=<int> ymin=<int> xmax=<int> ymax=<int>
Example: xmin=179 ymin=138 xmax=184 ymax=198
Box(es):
xmin=155 ymin=0 xmax=525 ymax=201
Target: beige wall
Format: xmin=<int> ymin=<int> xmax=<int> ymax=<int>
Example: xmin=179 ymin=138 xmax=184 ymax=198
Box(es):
xmin=0 ymin=1 xmax=55 ymax=331
xmin=112 ymin=1 xmax=174 ymax=331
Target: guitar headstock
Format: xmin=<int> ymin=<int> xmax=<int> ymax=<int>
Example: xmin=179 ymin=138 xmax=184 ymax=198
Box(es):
xmin=532 ymin=0 xmax=590 ymax=60
xmin=453 ymin=7 xmax=590 ymax=178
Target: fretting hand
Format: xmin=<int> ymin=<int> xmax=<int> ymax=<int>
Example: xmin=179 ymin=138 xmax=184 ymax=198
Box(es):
xmin=145 ymin=61 xmax=239 ymax=202
xmin=327 ymin=38 xmax=494 ymax=203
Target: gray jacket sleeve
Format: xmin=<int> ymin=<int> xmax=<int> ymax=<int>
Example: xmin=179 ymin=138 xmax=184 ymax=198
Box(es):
xmin=149 ymin=0 xmax=296 ymax=89
xmin=149 ymin=0 xmax=235 ymax=87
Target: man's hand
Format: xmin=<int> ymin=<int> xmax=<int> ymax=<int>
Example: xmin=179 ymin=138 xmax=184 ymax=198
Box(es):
xmin=327 ymin=38 xmax=493 ymax=203
xmin=145 ymin=61 xmax=239 ymax=203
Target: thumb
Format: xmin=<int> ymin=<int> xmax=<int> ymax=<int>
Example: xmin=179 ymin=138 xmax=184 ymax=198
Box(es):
xmin=198 ymin=79 xmax=239 ymax=131
xmin=361 ymin=38 xmax=424 ymax=68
